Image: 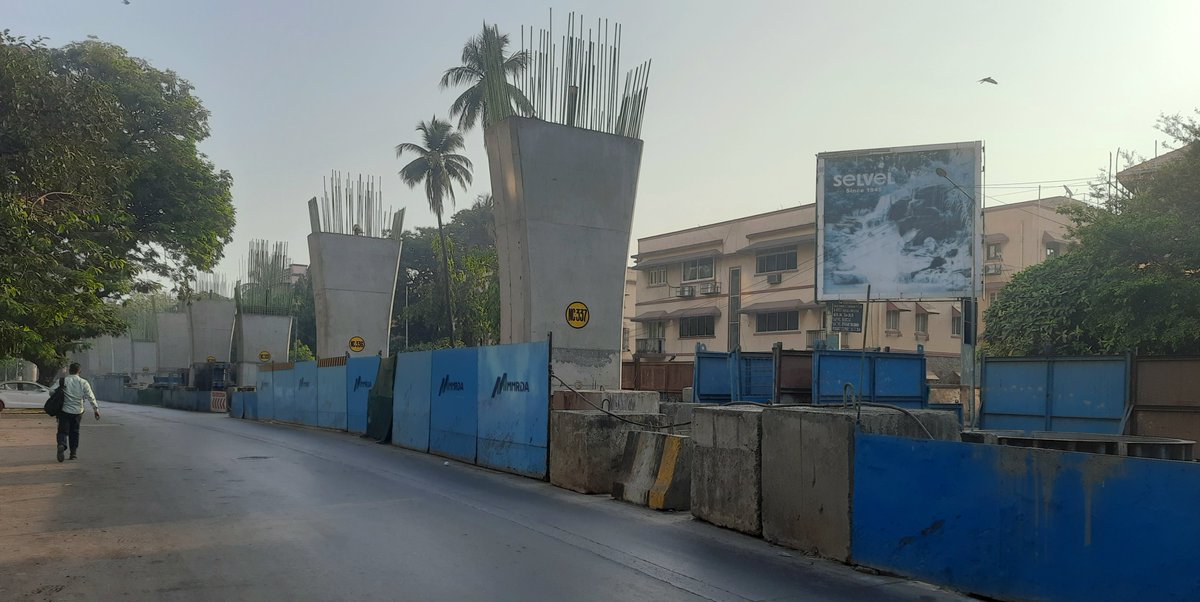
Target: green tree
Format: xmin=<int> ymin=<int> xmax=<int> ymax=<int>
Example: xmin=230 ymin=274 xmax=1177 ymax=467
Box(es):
xmin=983 ymin=112 xmax=1200 ymax=356
xmin=292 ymin=273 xmax=317 ymax=352
xmin=396 ymin=117 xmax=474 ymax=347
xmin=440 ymin=24 xmax=532 ymax=132
xmin=0 ymin=32 xmax=234 ymax=380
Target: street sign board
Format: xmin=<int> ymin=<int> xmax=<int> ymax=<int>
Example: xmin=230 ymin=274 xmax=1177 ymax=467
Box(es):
xmin=830 ymin=302 xmax=864 ymax=333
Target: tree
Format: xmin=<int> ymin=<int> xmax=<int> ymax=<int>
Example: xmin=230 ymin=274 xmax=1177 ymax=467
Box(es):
xmin=396 ymin=117 xmax=474 ymax=346
xmin=0 ymin=32 xmax=234 ymax=380
xmin=440 ymin=24 xmax=532 ymax=132
xmin=983 ymin=112 xmax=1200 ymax=356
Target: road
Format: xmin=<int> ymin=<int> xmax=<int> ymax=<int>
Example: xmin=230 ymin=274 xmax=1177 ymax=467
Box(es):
xmin=0 ymin=404 xmax=967 ymax=601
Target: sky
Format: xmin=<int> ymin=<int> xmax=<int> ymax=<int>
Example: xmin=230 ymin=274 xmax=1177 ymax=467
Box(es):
xmin=7 ymin=0 xmax=1200 ymax=277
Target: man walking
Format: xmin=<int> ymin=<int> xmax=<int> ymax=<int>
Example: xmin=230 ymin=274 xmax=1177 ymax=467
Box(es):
xmin=55 ymin=363 xmax=100 ymax=462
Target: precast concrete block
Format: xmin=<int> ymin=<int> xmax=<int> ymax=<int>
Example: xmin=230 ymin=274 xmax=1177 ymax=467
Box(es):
xmin=612 ymin=431 xmax=692 ymax=511
xmin=550 ymin=389 xmax=659 ymax=413
xmin=681 ymin=386 xmax=694 ymax=403
xmin=486 ymin=117 xmax=643 ymax=390
xmin=549 ymin=410 xmax=665 ymax=494
xmin=237 ymin=314 xmax=291 ymax=386
xmin=690 ymin=406 xmax=764 ymax=535
xmin=659 ymin=402 xmax=706 ymax=435
xmin=188 ymin=299 xmax=236 ymax=363
xmin=761 ymin=406 xmax=960 ymax=561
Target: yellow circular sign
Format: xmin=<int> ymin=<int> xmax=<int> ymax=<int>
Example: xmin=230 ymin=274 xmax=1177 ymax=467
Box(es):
xmin=565 ymin=301 xmax=590 ymax=329
xmin=348 ymin=336 xmax=366 ymax=352
xmin=206 ymin=355 xmax=217 ymax=363
xmin=258 ymin=350 xmax=272 ymax=363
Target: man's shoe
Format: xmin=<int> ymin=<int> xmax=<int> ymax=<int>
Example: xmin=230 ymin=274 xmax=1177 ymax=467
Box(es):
xmin=57 ymin=444 xmax=66 ymax=463
xmin=69 ymin=453 xmax=77 ymax=460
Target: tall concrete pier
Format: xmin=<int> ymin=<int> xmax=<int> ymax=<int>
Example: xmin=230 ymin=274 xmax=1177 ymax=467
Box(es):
xmin=486 ymin=117 xmax=643 ymax=389
xmin=306 ymin=186 xmax=404 ymax=358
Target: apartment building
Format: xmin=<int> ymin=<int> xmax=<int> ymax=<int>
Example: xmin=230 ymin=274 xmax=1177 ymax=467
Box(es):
xmin=628 ymin=197 xmax=1075 ymax=361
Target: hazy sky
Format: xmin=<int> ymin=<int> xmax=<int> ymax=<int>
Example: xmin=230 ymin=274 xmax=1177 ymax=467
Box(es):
xmin=8 ymin=0 xmax=1200 ymax=276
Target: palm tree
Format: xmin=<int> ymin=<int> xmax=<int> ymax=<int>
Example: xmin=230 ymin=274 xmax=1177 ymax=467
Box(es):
xmin=440 ymin=24 xmax=533 ymax=133
xmin=396 ymin=117 xmax=473 ymax=346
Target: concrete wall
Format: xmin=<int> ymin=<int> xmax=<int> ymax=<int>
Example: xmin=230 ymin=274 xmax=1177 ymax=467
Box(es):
xmin=156 ymin=312 xmax=191 ymax=371
xmin=486 ymin=117 xmax=643 ymax=390
xmin=760 ymin=406 xmax=961 ymax=561
xmin=691 ymin=406 xmax=764 ymax=535
xmin=306 ymin=232 xmax=400 ymax=358
xmin=188 ymin=299 xmax=235 ymax=364
xmin=237 ymin=314 xmax=292 ymax=387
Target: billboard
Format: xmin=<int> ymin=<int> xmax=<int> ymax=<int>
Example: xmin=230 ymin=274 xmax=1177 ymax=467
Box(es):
xmin=817 ymin=142 xmax=982 ymax=300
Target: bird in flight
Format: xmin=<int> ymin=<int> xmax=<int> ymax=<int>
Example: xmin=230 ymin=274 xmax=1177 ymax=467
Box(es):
xmin=977 ymin=77 xmax=998 ymax=85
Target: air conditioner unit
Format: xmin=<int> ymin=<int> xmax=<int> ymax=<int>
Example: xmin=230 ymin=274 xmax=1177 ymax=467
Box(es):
xmin=984 ymin=264 xmax=1003 ymax=275
xmin=698 ymin=282 xmax=720 ymax=295
xmin=677 ymin=285 xmax=695 ymax=298
xmin=766 ymin=273 xmax=783 ymax=285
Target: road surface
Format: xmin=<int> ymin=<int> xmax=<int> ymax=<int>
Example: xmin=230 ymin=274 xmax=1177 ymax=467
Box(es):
xmin=0 ymin=404 xmax=967 ymax=601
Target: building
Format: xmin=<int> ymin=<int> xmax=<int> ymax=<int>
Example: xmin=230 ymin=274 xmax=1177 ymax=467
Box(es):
xmin=628 ymin=197 xmax=1075 ymax=366
xmin=288 ymin=263 xmax=309 ymax=284
xmin=621 ymin=268 xmax=637 ymax=362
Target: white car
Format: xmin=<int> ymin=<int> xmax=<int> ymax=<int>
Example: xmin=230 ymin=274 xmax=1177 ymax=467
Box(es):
xmin=0 ymin=380 xmax=53 ymax=409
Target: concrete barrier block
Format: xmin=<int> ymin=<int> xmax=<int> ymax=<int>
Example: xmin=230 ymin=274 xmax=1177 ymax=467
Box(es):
xmin=551 ymin=389 xmax=659 ymax=413
xmin=612 ymin=431 xmax=692 ymax=511
xmin=681 ymin=386 xmax=694 ymax=403
xmin=691 ymin=406 xmax=764 ymax=535
xmin=549 ymin=410 xmax=666 ymax=494
xmin=761 ymin=406 xmax=961 ymax=561
xmin=659 ymin=402 xmax=705 ymax=435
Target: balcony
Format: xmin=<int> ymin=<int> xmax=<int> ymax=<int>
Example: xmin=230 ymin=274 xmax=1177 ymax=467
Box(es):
xmin=636 ymin=338 xmax=665 ymax=355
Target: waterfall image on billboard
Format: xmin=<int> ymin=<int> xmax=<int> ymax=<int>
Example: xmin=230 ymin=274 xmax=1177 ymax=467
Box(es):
xmin=817 ymin=142 xmax=981 ymax=300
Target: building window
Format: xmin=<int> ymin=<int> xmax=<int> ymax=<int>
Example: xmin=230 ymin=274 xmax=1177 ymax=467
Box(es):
xmin=756 ymin=311 xmax=800 ymax=333
xmin=885 ymin=309 xmax=900 ymax=332
xmin=647 ymin=267 xmax=667 ymax=286
xmin=622 ymin=328 xmax=630 ymax=351
xmin=681 ymin=258 xmax=714 ymax=282
xmin=951 ymin=314 xmax=963 ymax=336
xmin=915 ymin=312 xmax=929 ymax=334
xmin=989 ymin=292 xmax=1000 ymax=304
xmin=1045 ymin=243 xmax=1061 ymax=258
xmin=986 ymin=243 xmax=1003 ymax=260
xmin=756 ymin=247 xmax=798 ymax=274
xmin=679 ymin=316 xmax=715 ymax=338
xmin=646 ymin=320 xmax=666 ymax=340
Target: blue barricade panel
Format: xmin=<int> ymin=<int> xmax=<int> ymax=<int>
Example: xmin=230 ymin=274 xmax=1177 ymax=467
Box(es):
xmin=243 ymin=391 xmax=258 ymax=420
xmin=392 ymin=350 xmax=433 ymax=452
xmin=294 ymin=361 xmax=318 ymax=427
xmin=852 ymin=432 xmax=1200 ymax=601
xmin=429 ymin=347 xmax=478 ymax=463
xmin=872 ymin=354 xmax=926 ymax=403
xmin=273 ymin=368 xmax=296 ymax=423
xmin=813 ymin=350 xmax=926 ymax=408
xmin=345 ymin=356 xmax=379 ymax=434
xmin=476 ymin=342 xmax=550 ymax=478
xmin=981 ymin=356 xmax=1128 ymax=433
xmin=230 ymin=391 xmax=244 ymax=419
xmin=693 ymin=345 xmax=733 ymax=403
xmin=256 ymin=369 xmax=274 ymax=421
xmin=317 ymin=363 xmax=347 ymax=430
xmin=813 ymin=352 xmax=874 ymax=404
xmin=737 ymin=351 xmax=774 ymax=402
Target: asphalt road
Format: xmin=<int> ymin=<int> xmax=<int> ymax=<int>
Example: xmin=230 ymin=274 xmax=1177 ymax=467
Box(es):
xmin=0 ymin=404 xmax=968 ymax=601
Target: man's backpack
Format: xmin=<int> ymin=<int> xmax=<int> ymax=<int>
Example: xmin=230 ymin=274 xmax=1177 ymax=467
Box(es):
xmin=44 ymin=378 xmax=65 ymax=417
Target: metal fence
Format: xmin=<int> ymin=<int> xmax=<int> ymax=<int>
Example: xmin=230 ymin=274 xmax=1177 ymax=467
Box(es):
xmin=979 ymin=355 xmax=1130 ymax=434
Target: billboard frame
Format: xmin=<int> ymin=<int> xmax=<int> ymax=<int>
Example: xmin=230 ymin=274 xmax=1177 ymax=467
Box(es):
xmin=815 ymin=141 xmax=984 ymax=302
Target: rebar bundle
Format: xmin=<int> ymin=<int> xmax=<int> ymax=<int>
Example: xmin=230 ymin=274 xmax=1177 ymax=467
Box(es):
xmin=192 ymin=272 xmax=230 ymax=299
xmin=517 ymin=11 xmax=652 ymax=139
xmin=238 ymin=240 xmax=293 ymax=316
xmin=317 ymin=171 xmax=395 ymax=237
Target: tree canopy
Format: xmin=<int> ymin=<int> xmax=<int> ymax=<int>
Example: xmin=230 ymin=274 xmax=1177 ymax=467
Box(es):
xmin=0 ymin=32 xmax=234 ymax=377
xmin=983 ymin=112 xmax=1200 ymax=356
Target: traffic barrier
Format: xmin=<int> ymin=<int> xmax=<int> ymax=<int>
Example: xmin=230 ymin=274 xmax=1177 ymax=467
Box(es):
xmin=429 ymin=347 xmax=478 ymax=463
xmin=243 ymin=391 xmax=258 ymax=420
xmin=316 ymin=357 xmax=347 ymax=430
xmin=392 ymin=350 xmax=433 ymax=452
xmin=271 ymin=364 xmax=295 ymax=423
xmin=294 ymin=361 xmax=318 ymax=426
xmin=980 ymin=355 xmax=1128 ymax=433
xmin=346 ymin=356 xmax=379 ymax=434
xmin=256 ymin=366 xmax=274 ymax=420
xmin=612 ymin=431 xmax=691 ymax=511
xmin=476 ymin=342 xmax=550 ymax=478
xmin=812 ymin=350 xmax=927 ymax=408
xmin=229 ymin=391 xmax=245 ymax=418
